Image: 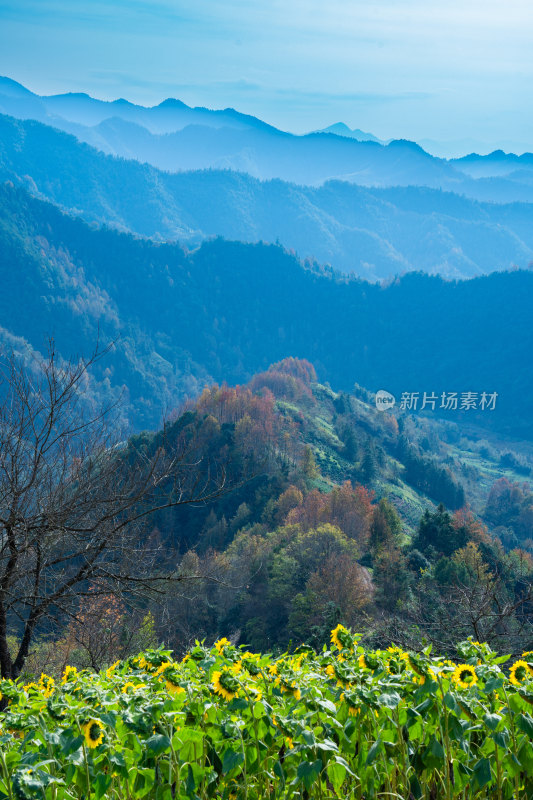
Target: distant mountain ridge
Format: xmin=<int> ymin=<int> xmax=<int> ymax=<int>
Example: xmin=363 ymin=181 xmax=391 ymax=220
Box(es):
xmin=3 ymin=76 xmax=533 ymax=199
xmin=1 ymin=113 xmax=533 ymax=279
xmin=1 ymin=181 xmax=532 ymax=436
xmin=312 ymin=122 xmax=384 ymax=143
xmin=0 ymin=75 xmax=278 ymax=135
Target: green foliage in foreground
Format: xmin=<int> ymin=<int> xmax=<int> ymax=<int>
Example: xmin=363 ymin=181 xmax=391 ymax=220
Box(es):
xmin=1 ymin=632 xmax=533 ymax=799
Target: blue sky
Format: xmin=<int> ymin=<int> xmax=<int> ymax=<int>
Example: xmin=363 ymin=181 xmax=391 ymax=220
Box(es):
xmin=1 ymin=0 xmax=532 ymax=149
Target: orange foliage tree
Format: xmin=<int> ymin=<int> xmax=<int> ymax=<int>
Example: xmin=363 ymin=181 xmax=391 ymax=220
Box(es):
xmin=286 ymin=481 xmax=374 ymax=547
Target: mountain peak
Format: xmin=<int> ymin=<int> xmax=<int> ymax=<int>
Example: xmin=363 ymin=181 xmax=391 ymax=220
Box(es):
xmin=157 ymin=98 xmax=188 ymax=109
xmin=314 ymin=122 xmax=382 ymax=143
xmin=112 ymin=98 xmax=135 ymax=107
xmin=387 ymin=138 xmax=428 ymax=155
xmin=330 ymin=122 xmax=352 ymax=133
xmin=47 ymin=92 xmax=93 ymax=101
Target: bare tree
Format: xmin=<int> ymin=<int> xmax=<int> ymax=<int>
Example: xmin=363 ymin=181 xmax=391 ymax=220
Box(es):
xmin=373 ymin=543 xmax=533 ymax=657
xmin=0 ymin=342 xmax=226 ymax=679
xmin=435 ymin=543 xmax=533 ymax=651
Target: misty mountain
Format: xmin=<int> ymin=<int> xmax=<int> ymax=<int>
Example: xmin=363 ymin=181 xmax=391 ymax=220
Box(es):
xmin=312 ymin=122 xmax=384 ymax=143
xmin=0 ymin=77 xmax=455 ymax=187
xmin=1 ymin=180 xmax=532 ymax=436
xmin=2 ymin=113 xmax=533 ymax=280
xmin=3 ymin=76 xmax=533 ymax=202
xmin=0 ymin=75 xmax=276 ymax=135
xmin=452 ymin=150 xmax=533 ymax=180
xmin=420 ymin=138 xmax=533 ymax=160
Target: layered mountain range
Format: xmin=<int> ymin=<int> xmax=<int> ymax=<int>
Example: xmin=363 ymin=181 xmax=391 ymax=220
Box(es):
xmin=2 ymin=76 xmax=532 ymax=198
xmin=1 ymin=180 xmax=531 ymax=436
xmin=0 ymin=75 xmax=532 ymax=438
xmin=2 ymin=112 xmax=533 ymax=279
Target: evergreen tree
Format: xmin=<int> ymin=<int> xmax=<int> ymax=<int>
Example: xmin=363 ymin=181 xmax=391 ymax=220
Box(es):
xmin=342 ymin=425 xmax=358 ymax=462
xmin=369 ymin=498 xmax=402 ymax=556
xmin=360 ymin=443 xmax=377 ymax=482
xmin=301 ymin=445 xmax=319 ymax=480
xmin=412 ymin=504 xmax=466 ymax=558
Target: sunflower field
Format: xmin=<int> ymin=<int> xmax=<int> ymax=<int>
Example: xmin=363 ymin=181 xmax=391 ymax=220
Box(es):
xmin=1 ymin=629 xmax=533 ymax=799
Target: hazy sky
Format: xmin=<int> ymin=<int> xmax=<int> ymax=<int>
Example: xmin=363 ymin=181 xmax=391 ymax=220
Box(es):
xmin=1 ymin=0 xmax=532 ymax=147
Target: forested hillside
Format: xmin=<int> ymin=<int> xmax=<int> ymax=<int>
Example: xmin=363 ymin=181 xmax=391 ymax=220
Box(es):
xmin=16 ymin=356 xmax=532 ymax=670
xmin=2 ymin=114 xmax=533 ymax=278
xmin=3 ymin=0 xmax=533 ymax=793
xmin=147 ymin=361 xmax=533 ymax=657
xmin=0 ymin=181 xmax=532 ymax=435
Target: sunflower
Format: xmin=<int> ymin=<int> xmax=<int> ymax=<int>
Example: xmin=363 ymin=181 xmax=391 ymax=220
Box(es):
xmin=452 ymin=664 xmax=478 ymax=689
xmin=122 ymin=681 xmax=148 ymax=694
xmin=289 ymin=654 xmax=304 ymax=671
xmin=340 ymin=691 xmax=360 ymax=717
xmin=155 ymin=661 xmax=174 ymax=676
xmin=330 ymin=624 xmax=352 ymax=651
xmin=385 ymin=647 xmax=410 ymax=675
xmin=408 ymin=654 xmax=427 ymax=677
xmin=412 ymin=667 xmax=436 ymax=686
xmin=166 ymin=680 xmax=185 ymax=696
xmin=509 ymin=659 xmax=532 ymax=686
xmin=61 ymin=666 xmax=78 ymax=685
xmin=386 ymin=659 xmax=405 ymax=676
xmin=38 ymin=674 xmax=55 ymax=698
xmin=105 ymin=661 xmax=120 ymax=678
xmin=358 ymin=653 xmax=367 ymax=670
xmin=238 ymin=652 xmax=262 ymax=675
xmin=326 ymin=663 xmax=346 ymax=688
xmin=214 ymin=637 xmax=232 ymax=654
xmin=279 ymin=679 xmax=301 ymax=700
xmin=212 ymin=669 xmax=240 ymax=701
xmin=81 ymin=719 xmax=104 ymax=749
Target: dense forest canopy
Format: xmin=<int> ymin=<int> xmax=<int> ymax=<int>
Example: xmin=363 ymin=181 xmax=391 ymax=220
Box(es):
xmin=0 ymin=182 xmax=532 ymax=436
xmin=6 ymin=356 xmax=530 ymax=674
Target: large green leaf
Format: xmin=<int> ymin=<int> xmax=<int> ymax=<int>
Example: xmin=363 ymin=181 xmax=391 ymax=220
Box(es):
xmin=473 ymin=757 xmax=492 ymax=789
xmin=296 ymin=759 xmax=322 ymax=790
xmin=145 ymin=734 xmax=171 ymax=755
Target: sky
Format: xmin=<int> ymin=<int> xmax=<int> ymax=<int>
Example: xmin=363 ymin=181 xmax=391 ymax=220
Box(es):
xmin=1 ymin=0 xmax=532 ymax=150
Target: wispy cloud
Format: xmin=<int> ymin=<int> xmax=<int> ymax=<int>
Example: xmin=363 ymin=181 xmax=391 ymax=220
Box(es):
xmin=0 ymin=0 xmax=531 ymax=143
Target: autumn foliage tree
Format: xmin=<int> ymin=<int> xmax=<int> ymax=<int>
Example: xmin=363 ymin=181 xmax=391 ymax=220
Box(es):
xmin=286 ymin=482 xmax=374 ymax=548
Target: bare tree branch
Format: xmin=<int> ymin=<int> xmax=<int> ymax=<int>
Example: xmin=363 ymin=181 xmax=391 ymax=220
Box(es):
xmin=0 ymin=341 xmax=229 ymax=679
